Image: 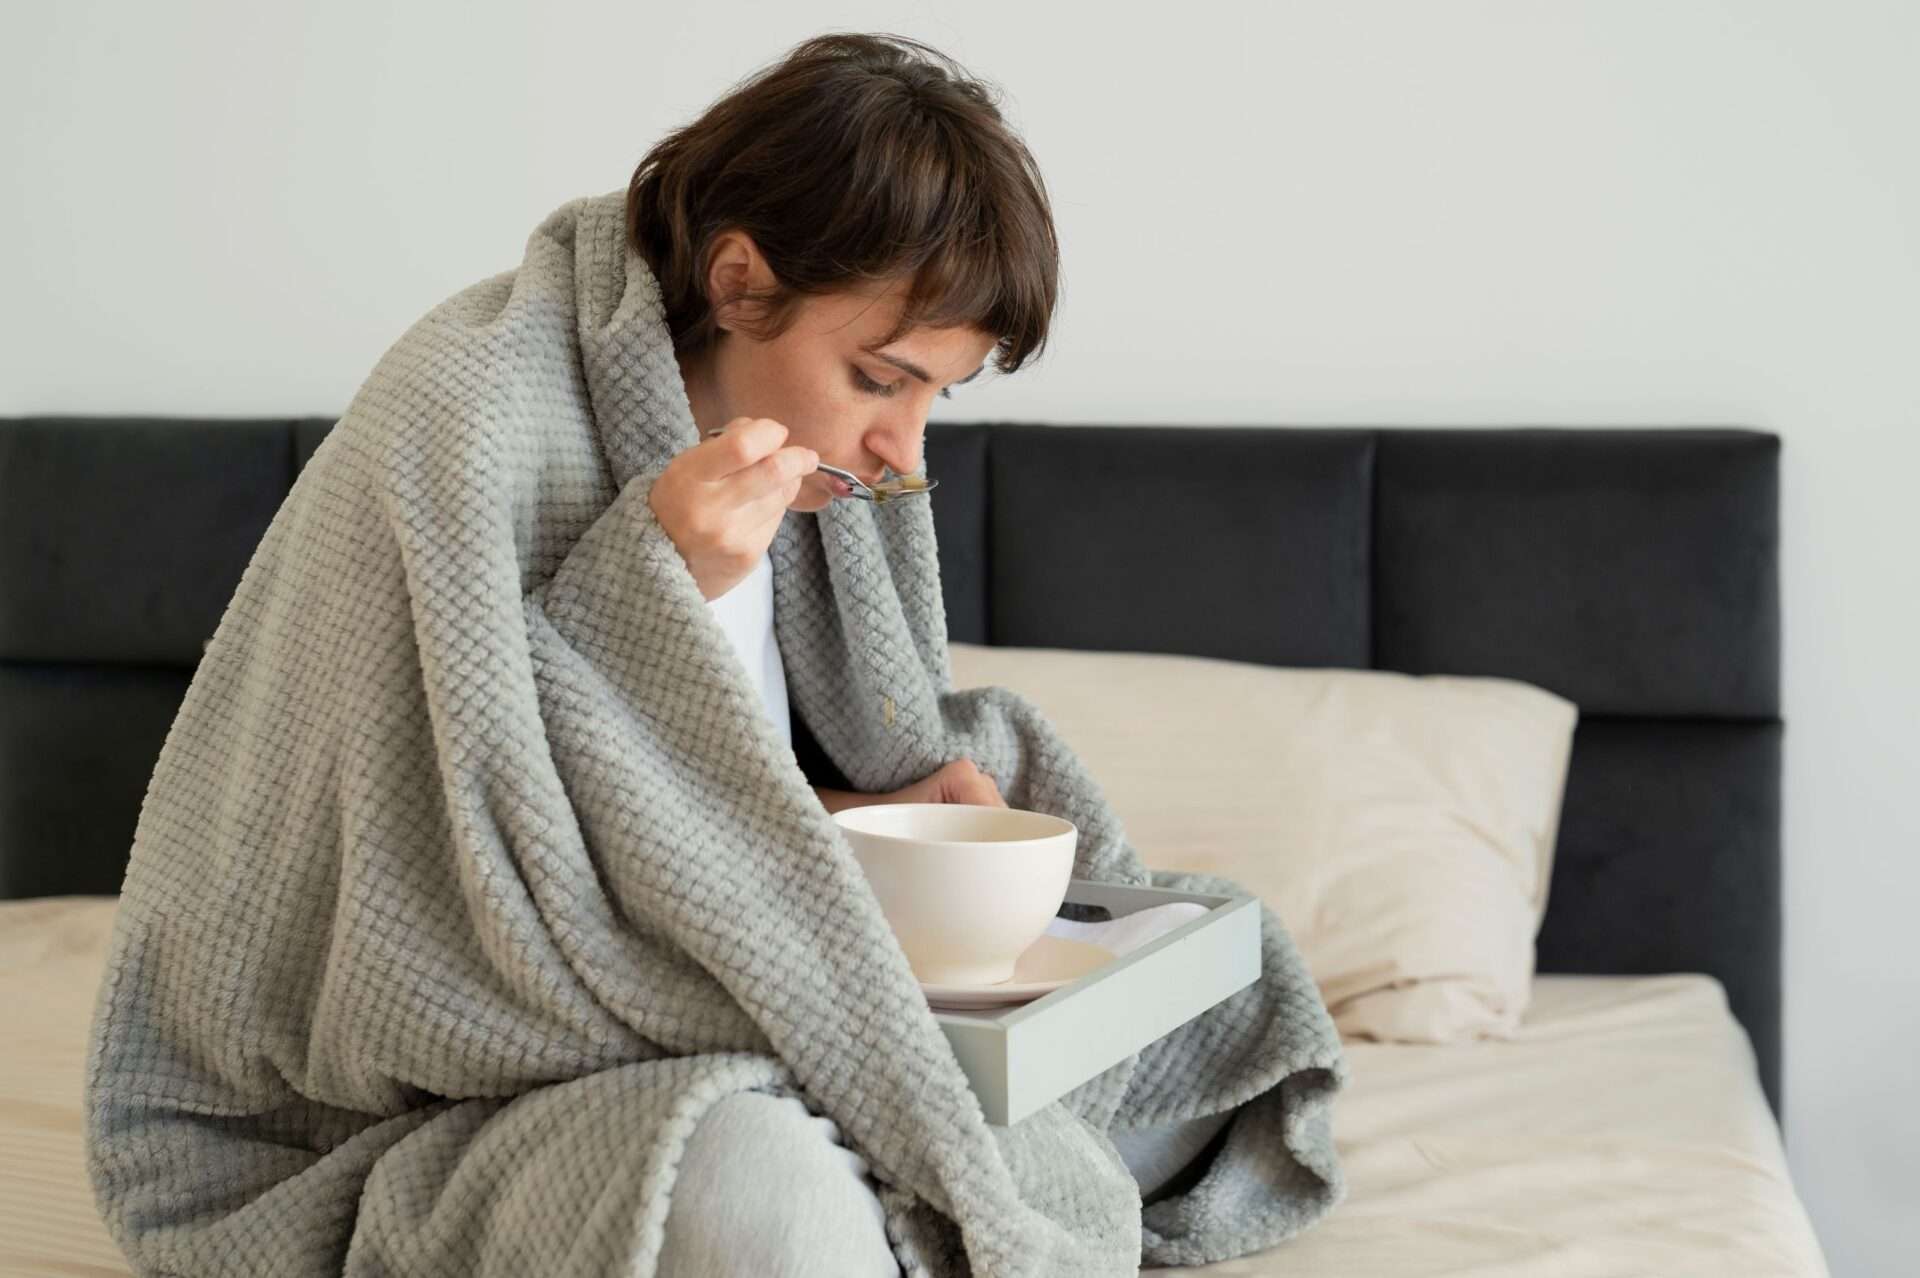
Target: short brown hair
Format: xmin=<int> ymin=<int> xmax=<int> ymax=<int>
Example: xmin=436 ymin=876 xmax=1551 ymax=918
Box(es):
xmin=626 ymin=32 xmax=1060 ymax=377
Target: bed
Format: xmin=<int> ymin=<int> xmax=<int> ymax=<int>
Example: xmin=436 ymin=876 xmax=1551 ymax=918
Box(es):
xmin=0 ymin=896 xmax=1825 ymax=1277
xmin=0 ymin=416 xmax=1828 ymax=1274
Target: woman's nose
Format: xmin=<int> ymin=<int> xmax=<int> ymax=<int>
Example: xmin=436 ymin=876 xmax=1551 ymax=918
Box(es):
xmin=873 ymin=417 xmax=927 ymax=476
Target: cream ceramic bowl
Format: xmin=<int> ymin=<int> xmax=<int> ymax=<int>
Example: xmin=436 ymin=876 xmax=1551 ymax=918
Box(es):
xmin=833 ymin=803 xmax=1078 ymax=986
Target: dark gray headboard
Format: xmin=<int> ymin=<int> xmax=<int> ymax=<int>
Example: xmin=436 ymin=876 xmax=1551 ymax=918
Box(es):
xmin=0 ymin=416 xmax=1783 ymax=1116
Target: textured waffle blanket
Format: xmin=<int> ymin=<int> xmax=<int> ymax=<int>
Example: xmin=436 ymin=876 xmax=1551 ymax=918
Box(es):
xmin=82 ymin=188 xmax=1348 ymax=1276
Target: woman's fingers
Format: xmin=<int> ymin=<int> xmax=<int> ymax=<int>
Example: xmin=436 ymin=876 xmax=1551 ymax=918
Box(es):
xmin=934 ymin=758 xmax=1007 ymax=807
xmin=702 ymin=419 xmax=818 ymax=509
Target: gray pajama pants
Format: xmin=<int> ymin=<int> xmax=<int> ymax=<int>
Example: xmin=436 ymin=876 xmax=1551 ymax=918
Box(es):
xmin=657 ymin=1090 xmax=1236 ymax=1276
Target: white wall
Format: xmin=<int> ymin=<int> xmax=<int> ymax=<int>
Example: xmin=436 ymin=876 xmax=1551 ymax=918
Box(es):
xmin=4 ymin=1 xmax=1914 ymax=1271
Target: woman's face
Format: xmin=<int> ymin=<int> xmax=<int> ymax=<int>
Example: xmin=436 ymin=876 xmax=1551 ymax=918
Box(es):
xmin=675 ymin=230 xmax=998 ymax=513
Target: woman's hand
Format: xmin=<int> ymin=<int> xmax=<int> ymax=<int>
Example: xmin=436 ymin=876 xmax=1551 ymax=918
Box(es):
xmin=649 ymin=418 xmax=819 ymax=602
xmin=812 ymin=759 xmax=1008 ymax=814
xmin=887 ymin=758 xmax=1007 ymax=807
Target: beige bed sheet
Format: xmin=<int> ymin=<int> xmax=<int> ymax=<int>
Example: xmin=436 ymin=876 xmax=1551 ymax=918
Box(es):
xmin=1 ymin=896 xmax=1827 ymax=1278
xmin=1146 ymin=970 xmax=1829 ymax=1277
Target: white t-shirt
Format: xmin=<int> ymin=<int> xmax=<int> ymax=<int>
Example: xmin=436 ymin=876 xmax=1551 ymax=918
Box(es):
xmin=704 ymin=548 xmax=792 ymax=749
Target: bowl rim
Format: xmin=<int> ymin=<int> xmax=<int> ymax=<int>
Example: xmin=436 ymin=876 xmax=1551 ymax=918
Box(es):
xmin=830 ymin=802 xmax=1076 ymax=845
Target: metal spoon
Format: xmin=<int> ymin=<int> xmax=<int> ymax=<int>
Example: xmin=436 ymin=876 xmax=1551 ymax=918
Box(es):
xmin=814 ymin=460 xmax=938 ymax=503
xmin=702 ymin=426 xmax=938 ymax=503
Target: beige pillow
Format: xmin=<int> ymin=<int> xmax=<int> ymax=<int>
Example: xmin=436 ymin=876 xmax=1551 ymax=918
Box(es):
xmin=945 ymin=642 xmax=1579 ymax=1043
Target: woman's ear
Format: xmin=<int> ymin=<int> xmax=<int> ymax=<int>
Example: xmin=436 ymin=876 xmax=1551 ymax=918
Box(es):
xmin=703 ymin=228 xmax=775 ymax=334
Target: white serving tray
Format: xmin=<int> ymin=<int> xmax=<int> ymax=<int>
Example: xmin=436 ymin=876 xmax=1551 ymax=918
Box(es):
xmin=933 ymin=878 xmax=1261 ymax=1126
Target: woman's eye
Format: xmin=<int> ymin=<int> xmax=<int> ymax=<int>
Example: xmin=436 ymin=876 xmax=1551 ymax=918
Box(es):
xmin=852 ymin=367 xmax=954 ymax=400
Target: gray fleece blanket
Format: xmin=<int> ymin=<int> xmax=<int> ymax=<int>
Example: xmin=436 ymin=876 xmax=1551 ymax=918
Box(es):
xmin=82 ymin=187 xmax=1348 ymax=1276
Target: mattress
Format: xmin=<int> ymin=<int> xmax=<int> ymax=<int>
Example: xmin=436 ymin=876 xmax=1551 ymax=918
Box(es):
xmin=1 ymin=896 xmax=1828 ymax=1277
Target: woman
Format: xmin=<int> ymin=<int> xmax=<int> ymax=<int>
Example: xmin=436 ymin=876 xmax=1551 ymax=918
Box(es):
xmin=629 ymin=33 xmax=1239 ymax=1274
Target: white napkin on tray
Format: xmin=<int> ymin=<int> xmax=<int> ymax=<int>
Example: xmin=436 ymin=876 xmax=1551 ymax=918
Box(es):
xmin=1042 ymin=901 xmax=1210 ymax=958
